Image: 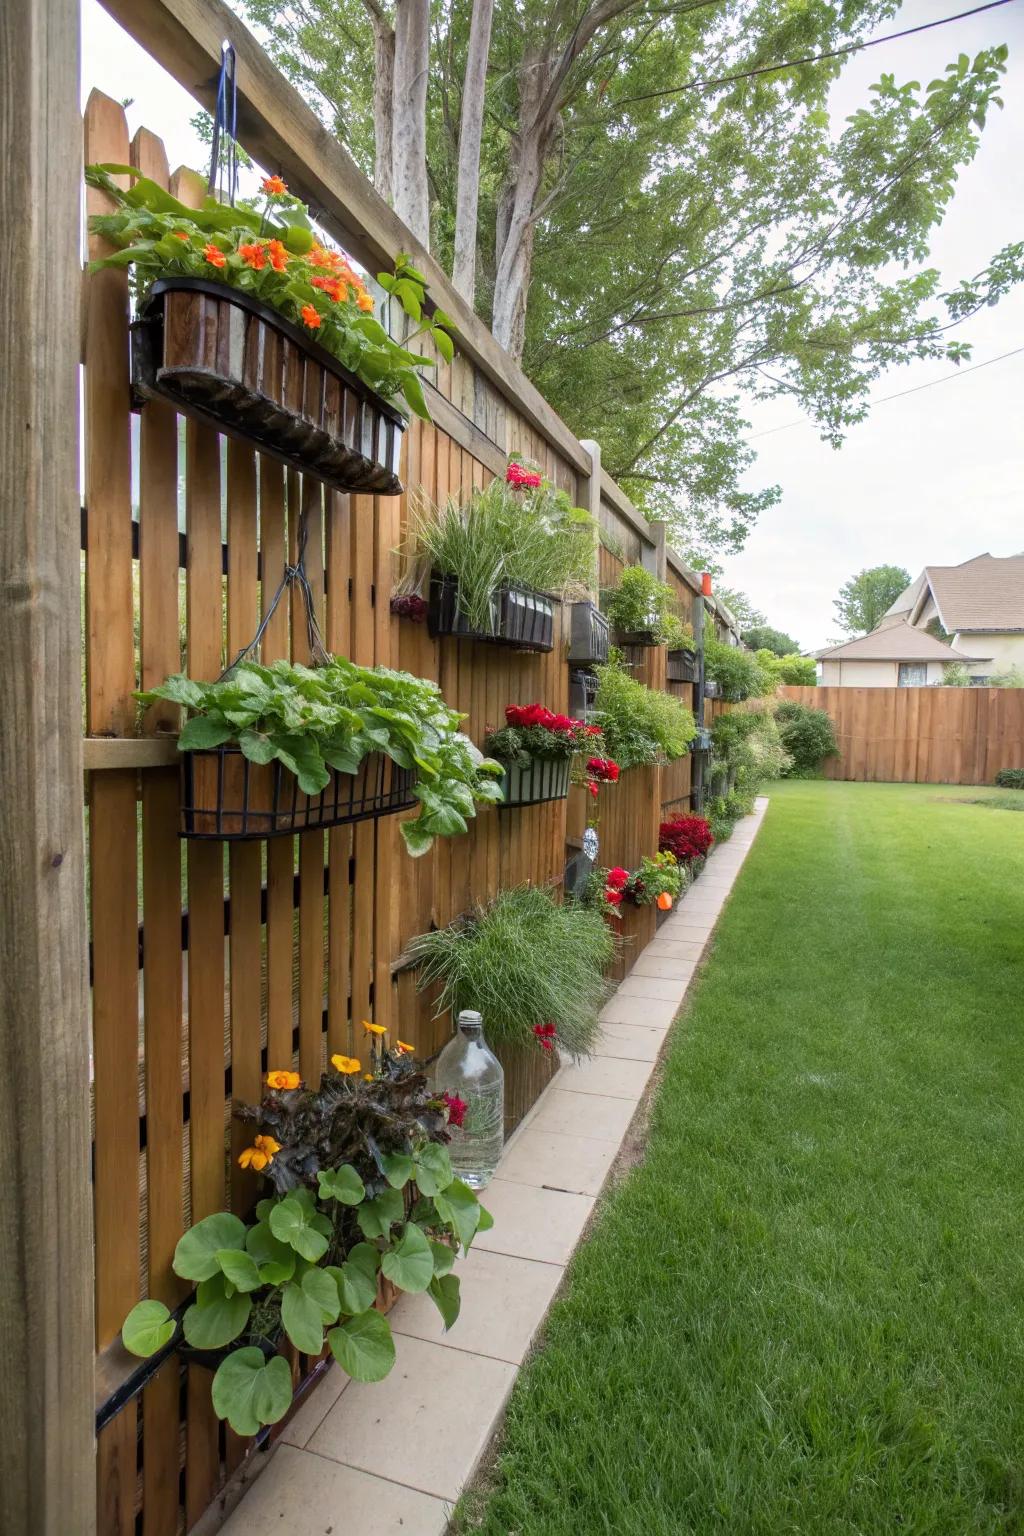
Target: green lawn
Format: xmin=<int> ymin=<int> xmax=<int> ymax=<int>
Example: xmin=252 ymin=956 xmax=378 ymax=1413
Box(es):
xmin=458 ymin=781 xmax=1024 ymax=1535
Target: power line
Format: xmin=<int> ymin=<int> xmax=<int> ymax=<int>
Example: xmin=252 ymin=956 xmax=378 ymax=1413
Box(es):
xmin=749 ymin=344 xmax=1024 ymax=439
xmin=615 ymin=0 xmax=1018 ymax=109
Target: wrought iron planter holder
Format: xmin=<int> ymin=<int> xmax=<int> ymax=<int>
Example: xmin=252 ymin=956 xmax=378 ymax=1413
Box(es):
xmin=703 ymin=679 xmax=722 ymax=699
xmin=181 ymin=746 xmax=416 ymax=840
xmin=496 ymin=756 xmax=572 ymax=809
xmin=428 ymin=574 xmax=556 ymax=652
xmin=569 ymin=667 xmax=599 ymax=722
xmin=667 ymin=648 xmax=698 ymax=683
xmin=567 ymin=601 xmax=610 ymax=665
xmin=131 ymin=278 xmax=406 ymax=496
xmin=691 ymin=726 xmax=712 ymax=753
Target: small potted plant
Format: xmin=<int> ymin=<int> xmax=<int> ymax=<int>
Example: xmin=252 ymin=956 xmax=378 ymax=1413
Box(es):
xmin=664 ymin=618 xmax=698 ymax=683
xmin=604 ymin=566 xmax=681 ymax=648
xmin=483 ymin=704 xmax=604 ymax=807
xmin=140 ymin=656 xmax=504 ymax=852
xmin=398 ymin=462 xmax=595 ymax=653
xmin=86 ymin=168 xmax=454 ymax=496
xmin=590 ymin=853 xmax=686 ymax=918
xmin=118 ymin=1044 xmax=490 ymax=1438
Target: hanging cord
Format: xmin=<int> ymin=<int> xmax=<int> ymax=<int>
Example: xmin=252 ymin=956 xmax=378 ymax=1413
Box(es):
xmin=219 ymin=500 xmax=332 ymax=680
xmin=207 ymin=42 xmax=239 ymax=206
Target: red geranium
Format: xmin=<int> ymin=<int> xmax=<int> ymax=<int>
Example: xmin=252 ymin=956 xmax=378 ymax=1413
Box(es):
xmin=533 ymin=1022 xmax=558 ymax=1052
xmin=659 ymin=813 xmax=714 ymax=862
xmin=506 ymin=702 xmax=556 ymax=730
xmin=586 ymin=757 xmax=620 ymax=783
xmin=442 ymin=1091 xmax=468 ymax=1128
xmin=606 ymin=867 xmax=630 ymax=889
xmin=506 ymin=461 xmax=543 ymax=489
xmin=604 ymin=888 xmax=623 ymax=906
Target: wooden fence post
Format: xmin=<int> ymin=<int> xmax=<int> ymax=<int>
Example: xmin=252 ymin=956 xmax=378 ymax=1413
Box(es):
xmin=0 ymin=2 xmax=95 ymax=1533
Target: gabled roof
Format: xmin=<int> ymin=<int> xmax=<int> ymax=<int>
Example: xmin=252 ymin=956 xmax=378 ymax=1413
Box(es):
xmin=814 ymin=621 xmax=983 ymax=663
xmin=901 ymin=554 xmax=1024 ymax=634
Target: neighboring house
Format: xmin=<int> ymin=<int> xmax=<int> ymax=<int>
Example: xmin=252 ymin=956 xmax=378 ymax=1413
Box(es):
xmin=884 ymin=553 xmax=1024 ymax=680
xmin=814 ymin=621 xmax=982 ymax=687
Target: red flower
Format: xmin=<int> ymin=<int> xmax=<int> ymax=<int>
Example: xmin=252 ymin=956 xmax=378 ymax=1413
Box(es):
xmin=390 ymin=593 xmax=428 ymax=621
xmin=506 ymin=702 xmax=556 ymax=730
xmin=442 ymin=1091 xmax=467 ymax=1128
xmin=532 ymin=1023 xmax=557 ymax=1052
xmin=587 ymin=780 xmax=599 ymax=797
xmin=659 ymin=814 xmax=714 ymax=862
xmin=586 ymin=757 xmax=620 ymax=783
xmin=506 ymin=462 xmax=543 ymax=488
xmin=607 ymin=867 xmax=630 ymax=889
xmin=604 ymin=888 xmax=623 ymax=906
xmin=585 ymin=724 xmax=603 ymax=736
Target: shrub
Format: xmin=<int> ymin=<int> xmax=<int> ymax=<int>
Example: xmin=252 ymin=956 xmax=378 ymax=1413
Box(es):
xmin=995 ymin=768 xmax=1024 ymax=789
xmin=660 ymin=813 xmax=714 ymax=862
xmin=712 ymin=709 xmax=790 ymax=790
xmin=989 ymin=665 xmax=1024 ymax=688
xmin=774 ymin=700 xmax=838 ymax=776
xmin=703 ymin=638 xmax=770 ymax=700
xmin=407 ymin=885 xmax=616 ymax=1058
xmin=756 ymin=650 xmax=818 ymax=688
xmin=401 ymin=470 xmax=595 ymax=631
xmin=594 ymin=659 xmax=696 ymax=768
xmin=941 ymin=662 xmax=972 ymax=687
xmin=604 ymin=566 xmax=682 ymax=645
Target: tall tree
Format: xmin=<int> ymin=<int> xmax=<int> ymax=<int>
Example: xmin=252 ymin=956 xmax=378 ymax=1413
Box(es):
xmin=834 ymin=564 xmax=912 ymax=634
xmin=743 ymin=624 xmax=801 ymax=657
xmin=392 ymin=0 xmax=430 ymax=243
xmin=452 ymin=0 xmax=495 ymax=303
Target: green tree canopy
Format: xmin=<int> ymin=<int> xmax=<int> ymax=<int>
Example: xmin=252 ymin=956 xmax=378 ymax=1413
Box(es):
xmin=743 ymin=624 xmax=802 ymax=657
xmin=833 ymin=564 xmax=912 ymax=634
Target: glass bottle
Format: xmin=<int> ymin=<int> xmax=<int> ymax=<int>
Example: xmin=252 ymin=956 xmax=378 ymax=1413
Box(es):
xmin=433 ymin=1010 xmax=505 ymax=1190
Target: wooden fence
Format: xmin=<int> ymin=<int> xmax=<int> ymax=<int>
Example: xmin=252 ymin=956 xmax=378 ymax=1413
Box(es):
xmin=74 ymin=12 xmax=719 ymax=1526
xmin=779 ymin=686 xmax=1024 ymax=784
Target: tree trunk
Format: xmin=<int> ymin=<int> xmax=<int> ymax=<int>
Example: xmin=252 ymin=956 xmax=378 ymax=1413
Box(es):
xmin=491 ymin=88 xmax=549 ymax=355
xmin=392 ymin=0 xmax=430 ymax=247
xmin=452 ymin=0 xmax=494 ymax=305
xmin=369 ymin=8 xmax=395 ymax=205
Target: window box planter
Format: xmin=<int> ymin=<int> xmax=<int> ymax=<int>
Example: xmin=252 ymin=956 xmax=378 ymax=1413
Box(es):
xmin=611 ymin=628 xmax=660 ymax=648
xmin=567 ymin=602 xmax=610 ymax=665
xmin=568 ymin=667 xmax=599 ymax=722
xmin=428 ymin=573 xmax=556 ymax=652
xmin=495 ymin=756 xmax=572 ymax=808
xmin=703 ymin=679 xmax=722 ymax=699
xmin=181 ymin=745 xmax=416 ymax=840
xmin=667 ymin=648 xmax=698 ymax=683
xmin=131 ymin=278 xmax=406 ymax=496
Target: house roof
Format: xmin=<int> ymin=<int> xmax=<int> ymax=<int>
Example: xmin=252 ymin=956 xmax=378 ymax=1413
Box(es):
xmin=892 ymin=554 xmax=1024 ymax=634
xmin=814 ymin=621 xmax=983 ymax=663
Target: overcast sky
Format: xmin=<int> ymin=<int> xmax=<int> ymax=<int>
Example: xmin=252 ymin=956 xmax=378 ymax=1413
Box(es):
xmin=82 ymin=0 xmax=1024 ymax=652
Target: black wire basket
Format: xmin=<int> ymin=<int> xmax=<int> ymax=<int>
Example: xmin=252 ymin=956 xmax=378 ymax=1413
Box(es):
xmin=428 ymin=574 xmax=556 ymax=652
xmin=567 ymin=601 xmax=610 ymax=666
xmin=496 ymin=755 xmax=572 ymax=808
xmin=181 ymin=746 xmax=417 ymax=840
xmin=667 ymin=648 xmax=698 ymax=683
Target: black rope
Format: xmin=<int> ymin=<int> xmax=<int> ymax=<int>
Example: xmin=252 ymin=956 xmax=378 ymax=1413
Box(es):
xmin=207 ymin=42 xmax=239 ymax=205
xmin=219 ymin=501 xmax=331 ymax=680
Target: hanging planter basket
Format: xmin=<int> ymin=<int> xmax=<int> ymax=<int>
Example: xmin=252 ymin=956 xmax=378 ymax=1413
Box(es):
xmin=667 ymin=648 xmax=698 ymax=683
xmin=131 ymin=278 xmax=406 ymax=496
xmin=428 ymin=574 xmax=556 ymax=652
xmin=496 ymin=756 xmax=572 ymax=809
xmin=568 ymin=667 xmax=599 ymax=722
xmin=567 ymin=602 xmax=610 ymax=666
xmin=612 ymin=628 xmax=660 ymax=648
xmin=181 ymin=746 xmax=416 ymax=840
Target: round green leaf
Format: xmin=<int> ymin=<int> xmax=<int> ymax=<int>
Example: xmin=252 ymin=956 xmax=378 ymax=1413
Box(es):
xmin=174 ymin=1212 xmax=248 ymax=1282
xmin=356 ymin=1187 xmax=404 ymax=1240
xmin=280 ymin=1280 xmax=324 ymax=1355
xmin=182 ymin=1279 xmax=251 ymax=1350
xmin=245 ymin=1222 xmax=296 ymax=1286
xmin=429 ymin=1240 xmax=456 ymax=1279
xmin=317 ymin=1165 xmax=366 ymax=1206
xmin=433 ymin=1178 xmax=482 ymax=1253
xmin=302 ymin=1266 xmax=342 ymax=1324
xmin=328 ymin=1311 xmax=396 ymax=1383
xmin=414 ymin=1143 xmax=453 ymax=1197
xmin=328 ymin=1257 xmax=378 ymax=1317
xmin=428 ymin=1274 xmax=462 ymax=1331
xmin=211 ymin=1348 xmax=293 ymax=1437
xmin=122 ymin=1299 xmax=176 ymax=1357
xmin=380 ymin=1151 xmax=414 ymax=1190
xmin=270 ymin=1193 xmax=331 ymax=1262
xmin=216 ymin=1248 xmax=262 ymax=1293
xmin=346 ymin=1241 xmax=381 ymax=1281
xmin=381 ymin=1222 xmax=434 ymax=1294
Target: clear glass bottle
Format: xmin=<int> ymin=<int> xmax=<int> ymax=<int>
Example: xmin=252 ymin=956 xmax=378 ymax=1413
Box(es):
xmin=433 ymin=1009 xmax=505 ymax=1189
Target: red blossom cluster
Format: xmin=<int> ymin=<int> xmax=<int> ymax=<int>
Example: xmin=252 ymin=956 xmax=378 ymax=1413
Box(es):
xmin=659 ymin=813 xmax=714 ymax=862
xmin=390 ymin=593 xmax=428 ymax=621
xmin=506 ymin=461 xmax=543 ymax=489
xmin=601 ymin=866 xmax=630 ymax=909
xmin=586 ymin=757 xmax=620 ymax=783
xmin=533 ymin=1023 xmax=558 ymax=1052
xmin=505 ymin=704 xmax=600 ymax=742
xmin=441 ymin=1091 xmax=468 ymax=1128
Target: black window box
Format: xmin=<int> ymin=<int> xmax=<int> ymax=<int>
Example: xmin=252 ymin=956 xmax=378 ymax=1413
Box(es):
xmin=569 ymin=667 xmax=599 ymax=722
xmin=496 ymin=756 xmax=572 ymax=808
xmin=667 ymin=649 xmax=698 ymax=683
xmin=612 ymin=629 xmax=660 ymax=648
xmin=428 ymin=574 xmax=556 ymax=652
xmin=567 ymin=602 xmax=610 ymax=665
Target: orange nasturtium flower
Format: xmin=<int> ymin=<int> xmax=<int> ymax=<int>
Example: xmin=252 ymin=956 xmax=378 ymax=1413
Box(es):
xmin=238 ymin=1134 xmax=281 ymax=1172
xmin=312 ymin=274 xmax=347 ymax=303
xmin=656 ymin=891 xmax=673 ymax=911
xmin=266 ymin=1068 xmax=300 ymax=1091
xmin=330 ymin=1054 xmax=361 ymax=1075
xmin=356 ymin=291 xmax=374 ymax=313
xmin=203 ymin=242 xmax=227 ymax=269
xmin=300 ymin=303 xmax=322 ymax=329
xmin=262 ymin=174 xmax=288 ymax=195
xmin=362 ymin=1020 xmax=387 ymax=1037
xmin=265 ymin=239 xmax=290 ymax=272
xmin=171 ymin=230 xmax=190 ymax=241
xmin=396 ymin=1040 xmax=415 ymax=1055
xmin=239 ymin=241 xmax=266 ymax=270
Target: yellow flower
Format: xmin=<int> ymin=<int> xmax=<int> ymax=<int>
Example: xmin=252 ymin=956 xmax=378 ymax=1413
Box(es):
xmin=362 ymin=1020 xmax=388 ymax=1037
xmin=396 ymin=1040 xmax=415 ymax=1054
xmin=363 ymin=1073 xmax=374 ymax=1082
xmin=330 ymin=1053 xmax=362 ymax=1075
xmin=266 ymin=1069 xmax=300 ymax=1091
xmin=238 ymin=1134 xmax=281 ymax=1172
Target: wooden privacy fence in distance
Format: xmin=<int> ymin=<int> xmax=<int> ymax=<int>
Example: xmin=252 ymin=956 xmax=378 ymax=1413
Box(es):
xmin=80 ymin=48 xmax=712 ymax=1532
xmin=779 ymin=686 xmax=1024 ymax=784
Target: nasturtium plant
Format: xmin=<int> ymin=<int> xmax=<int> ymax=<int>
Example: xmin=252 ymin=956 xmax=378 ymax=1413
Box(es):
xmin=138 ymin=656 xmax=504 ymax=857
xmin=119 ymin=1047 xmax=491 ymax=1438
xmin=85 ymin=165 xmax=454 ymax=421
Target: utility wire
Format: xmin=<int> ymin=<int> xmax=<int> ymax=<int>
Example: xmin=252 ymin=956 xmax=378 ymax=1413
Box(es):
xmin=749 ymin=344 xmax=1024 ymax=438
xmin=615 ymin=0 xmax=1018 ymax=108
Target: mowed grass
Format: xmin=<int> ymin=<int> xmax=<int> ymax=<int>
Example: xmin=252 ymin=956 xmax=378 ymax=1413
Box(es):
xmin=457 ymin=781 xmax=1024 ymax=1536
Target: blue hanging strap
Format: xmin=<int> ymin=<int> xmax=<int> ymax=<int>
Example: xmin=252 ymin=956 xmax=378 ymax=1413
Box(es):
xmin=207 ymin=41 xmax=238 ymax=206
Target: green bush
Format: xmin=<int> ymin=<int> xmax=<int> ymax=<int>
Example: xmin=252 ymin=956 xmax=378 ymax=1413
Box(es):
xmin=712 ymin=709 xmax=790 ymax=791
xmin=407 ymin=885 xmax=616 ymax=1058
xmin=604 ymin=565 xmax=683 ymax=645
xmin=774 ymin=700 xmax=838 ymax=776
xmin=594 ymin=659 xmax=697 ymax=768
xmin=756 ymin=650 xmax=818 ymax=688
xmin=704 ymin=638 xmax=770 ymax=701
xmin=994 ymin=768 xmax=1024 ymax=789
xmin=989 ymin=665 xmax=1024 ymax=688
